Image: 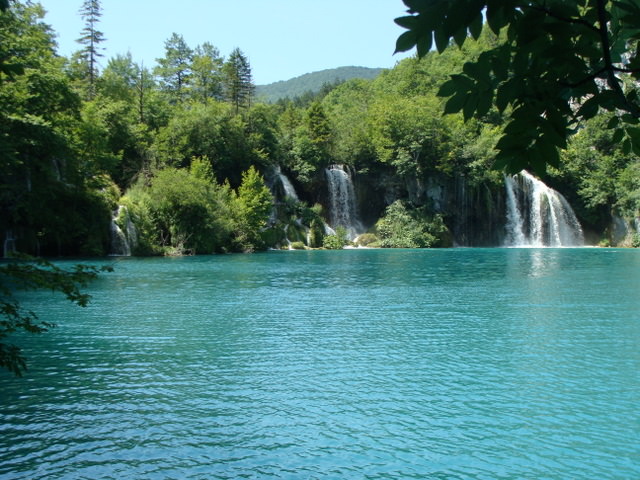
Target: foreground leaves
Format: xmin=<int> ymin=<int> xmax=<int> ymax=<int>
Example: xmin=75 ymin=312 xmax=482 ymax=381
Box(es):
xmin=395 ymin=0 xmax=640 ymax=175
xmin=0 ymin=256 xmax=112 ymax=376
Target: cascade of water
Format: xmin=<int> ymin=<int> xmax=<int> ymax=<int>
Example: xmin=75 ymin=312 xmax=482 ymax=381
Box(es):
xmin=325 ymin=165 xmax=364 ymax=240
xmin=278 ymin=171 xmax=299 ymax=201
xmin=109 ymin=206 xmax=135 ymax=256
xmin=3 ymin=230 xmax=16 ymax=258
xmin=504 ymin=171 xmax=584 ymax=247
xmin=269 ymin=165 xmax=300 ymax=201
xmin=504 ymin=175 xmax=527 ymax=246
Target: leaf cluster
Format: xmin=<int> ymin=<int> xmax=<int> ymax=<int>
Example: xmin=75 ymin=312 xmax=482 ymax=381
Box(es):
xmin=395 ymin=0 xmax=640 ymax=175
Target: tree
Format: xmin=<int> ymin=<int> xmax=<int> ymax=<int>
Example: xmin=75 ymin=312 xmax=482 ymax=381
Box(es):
xmin=76 ymin=0 xmax=105 ymax=97
xmin=394 ymin=0 xmax=640 ymax=175
xmin=234 ymin=166 xmax=272 ymax=250
xmin=223 ymin=47 xmax=254 ymax=113
xmin=190 ymin=42 xmax=224 ymax=103
xmin=155 ymin=33 xmax=193 ymax=102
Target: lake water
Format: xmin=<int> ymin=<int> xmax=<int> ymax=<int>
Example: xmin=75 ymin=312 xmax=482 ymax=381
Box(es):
xmin=1 ymin=248 xmax=639 ymax=479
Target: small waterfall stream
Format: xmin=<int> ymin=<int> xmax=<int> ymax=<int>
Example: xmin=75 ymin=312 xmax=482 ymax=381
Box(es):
xmin=277 ymin=167 xmax=299 ymax=201
xmin=109 ymin=206 xmax=136 ymax=256
xmin=504 ymin=171 xmax=584 ymax=247
xmin=3 ymin=230 xmax=16 ymax=258
xmin=325 ymin=165 xmax=364 ymax=240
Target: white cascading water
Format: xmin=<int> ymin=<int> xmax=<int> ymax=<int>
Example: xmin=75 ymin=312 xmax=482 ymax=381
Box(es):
xmin=109 ymin=206 xmax=135 ymax=256
xmin=3 ymin=230 xmax=16 ymax=258
xmin=275 ymin=165 xmax=299 ymax=201
xmin=325 ymin=165 xmax=364 ymax=240
xmin=505 ymin=170 xmax=584 ymax=247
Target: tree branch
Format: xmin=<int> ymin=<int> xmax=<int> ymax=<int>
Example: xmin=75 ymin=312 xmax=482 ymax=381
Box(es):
xmin=528 ymin=4 xmax=600 ymax=33
xmin=596 ymin=0 xmax=640 ymax=117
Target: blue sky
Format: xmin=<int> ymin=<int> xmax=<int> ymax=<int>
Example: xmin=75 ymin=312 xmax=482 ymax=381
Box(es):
xmin=37 ymin=0 xmax=414 ymax=85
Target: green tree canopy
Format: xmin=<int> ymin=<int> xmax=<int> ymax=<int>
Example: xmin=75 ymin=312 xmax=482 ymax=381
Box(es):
xmin=223 ymin=47 xmax=254 ymax=113
xmin=155 ymin=33 xmax=193 ymax=102
xmin=394 ymin=0 xmax=640 ymax=175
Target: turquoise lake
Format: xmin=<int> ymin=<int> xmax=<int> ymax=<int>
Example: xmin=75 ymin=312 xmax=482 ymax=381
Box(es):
xmin=1 ymin=248 xmax=639 ymax=479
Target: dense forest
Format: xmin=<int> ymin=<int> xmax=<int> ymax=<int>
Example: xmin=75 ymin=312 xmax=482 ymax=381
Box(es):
xmin=1 ymin=1 xmax=639 ymax=259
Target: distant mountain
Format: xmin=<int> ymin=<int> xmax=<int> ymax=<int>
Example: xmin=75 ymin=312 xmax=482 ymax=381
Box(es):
xmin=256 ymin=66 xmax=384 ymax=103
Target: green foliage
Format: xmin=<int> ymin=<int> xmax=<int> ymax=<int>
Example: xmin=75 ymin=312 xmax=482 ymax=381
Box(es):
xmin=290 ymin=241 xmax=306 ymax=250
xmin=631 ymin=233 xmax=640 ymax=248
xmin=375 ymin=200 xmax=451 ymax=248
xmin=190 ymin=42 xmax=224 ymax=103
xmin=234 ymin=166 xmax=273 ymax=251
xmin=0 ymin=257 xmax=112 ymax=376
xmin=224 ymin=48 xmax=254 ymax=113
xmin=322 ymin=226 xmax=348 ymax=250
xmin=355 ymin=232 xmax=379 ymax=247
xmin=143 ymin=168 xmax=235 ymax=254
xmin=395 ymin=0 xmax=640 ymax=175
xmin=154 ymin=33 xmax=193 ymax=102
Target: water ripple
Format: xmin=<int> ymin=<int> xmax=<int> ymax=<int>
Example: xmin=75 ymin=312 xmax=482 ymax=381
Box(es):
xmin=1 ymin=249 xmax=639 ymax=479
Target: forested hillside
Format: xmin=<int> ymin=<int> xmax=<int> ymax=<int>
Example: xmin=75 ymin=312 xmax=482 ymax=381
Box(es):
xmin=255 ymin=66 xmax=383 ymax=103
xmin=1 ymin=1 xmax=639 ymax=258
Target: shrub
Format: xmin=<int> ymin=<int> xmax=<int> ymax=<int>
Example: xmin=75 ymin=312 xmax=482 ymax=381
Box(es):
xmin=322 ymin=227 xmax=348 ymax=250
xmin=355 ymin=233 xmax=379 ymax=247
xmin=290 ymin=241 xmax=306 ymax=250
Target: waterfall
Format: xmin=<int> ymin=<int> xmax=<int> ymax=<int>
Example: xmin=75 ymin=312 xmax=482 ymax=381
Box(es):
xmin=504 ymin=171 xmax=584 ymax=247
xmin=3 ymin=230 xmax=16 ymax=258
xmin=325 ymin=165 xmax=364 ymax=240
xmin=109 ymin=206 xmax=136 ymax=256
xmin=268 ymin=165 xmax=299 ymax=201
xmin=277 ymin=168 xmax=299 ymax=201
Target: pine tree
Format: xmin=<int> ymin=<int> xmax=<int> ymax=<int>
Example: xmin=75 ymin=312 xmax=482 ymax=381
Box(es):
xmin=154 ymin=33 xmax=193 ymax=103
xmin=76 ymin=0 xmax=105 ymax=97
xmin=223 ymin=48 xmax=254 ymax=114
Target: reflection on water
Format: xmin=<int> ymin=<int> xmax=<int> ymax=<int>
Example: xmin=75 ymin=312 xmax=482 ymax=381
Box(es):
xmin=1 ymin=248 xmax=639 ymax=480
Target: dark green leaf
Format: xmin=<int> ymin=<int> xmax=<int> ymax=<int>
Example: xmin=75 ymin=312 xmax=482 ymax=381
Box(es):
xmin=443 ymin=93 xmax=467 ymax=115
xmin=469 ymin=12 xmax=483 ymax=39
xmin=416 ymin=34 xmax=433 ymax=57
xmin=476 ymin=91 xmax=493 ymax=118
xmin=394 ymin=15 xmax=419 ymax=29
xmin=607 ymin=116 xmax=620 ymax=129
xmin=438 ymin=78 xmax=460 ymax=97
xmin=434 ymin=28 xmax=450 ymax=53
xmin=395 ymin=31 xmax=418 ymax=54
xmin=578 ymin=96 xmax=600 ymax=120
xmin=622 ymin=138 xmax=632 ymax=154
xmin=462 ymin=95 xmax=478 ymax=121
xmin=453 ymin=26 xmax=468 ymax=48
xmin=612 ymin=127 xmax=625 ymax=143
xmin=625 ymin=126 xmax=640 ymax=145
xmin=486 ymin=4 xmax=506 ymax=34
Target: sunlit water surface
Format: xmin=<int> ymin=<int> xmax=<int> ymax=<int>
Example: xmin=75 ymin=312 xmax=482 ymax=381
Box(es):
xmin=1 ymin=248 xmax=639 ymax=479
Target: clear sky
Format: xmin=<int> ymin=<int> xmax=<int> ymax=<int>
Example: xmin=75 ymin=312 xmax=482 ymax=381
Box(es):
xmin=36 ymin=0 xmax=414 ymax=85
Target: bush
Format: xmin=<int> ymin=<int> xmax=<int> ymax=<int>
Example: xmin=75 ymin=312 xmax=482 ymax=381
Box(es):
xmin=322 ymin=226 xmax=348 ymax=250
xmin=355 ymin=233 xmax=379 ymax=247
xmin=631 ymin=233 xmax=640 ymax=248
xmin=290 ymin=241 xmax=306 ymax=250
